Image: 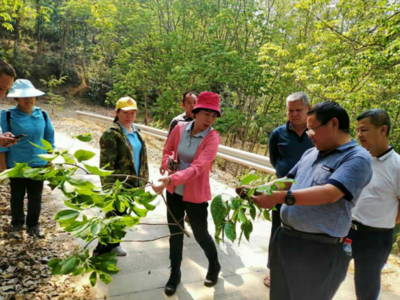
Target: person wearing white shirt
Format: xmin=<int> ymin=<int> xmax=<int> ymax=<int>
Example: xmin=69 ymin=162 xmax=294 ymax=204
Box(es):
xmin=350 ymin=109 xmax=400 ymax=300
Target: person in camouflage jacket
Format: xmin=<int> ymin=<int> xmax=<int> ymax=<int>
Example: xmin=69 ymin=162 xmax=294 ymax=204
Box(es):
xmin=94 ymin=96 xmax=149 ymax=257
xmin=100 ymin=122 xmax=149 ymax=187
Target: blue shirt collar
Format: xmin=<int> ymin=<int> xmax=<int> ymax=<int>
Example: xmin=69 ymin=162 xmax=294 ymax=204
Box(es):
xmin=335 ymin=139 xmax=358 ymax=152
xmin=118 ymin=122 xmax=137 ymax=134
xmin=185 ymin=121 xmax=211 ymax=138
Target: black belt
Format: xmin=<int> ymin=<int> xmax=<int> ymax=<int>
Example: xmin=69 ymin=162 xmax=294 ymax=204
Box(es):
xmin=281 ymin=223 xmax=344 ymax=244
xmin=351 ymin=221 xmax=392 ymax=232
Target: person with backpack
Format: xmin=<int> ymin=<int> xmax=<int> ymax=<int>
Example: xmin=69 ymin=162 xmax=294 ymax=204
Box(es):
xmin=0 ymin=79 xmax=55 ymax=238
xmin=151 ymin=91 xmax=222 ymax=296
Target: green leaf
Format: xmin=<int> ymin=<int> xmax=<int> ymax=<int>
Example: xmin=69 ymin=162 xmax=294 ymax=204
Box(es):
xmin=41 ymin=139 xmax=53 ymax=151
xmin=263 ymin=209 xmax=271 ymax=221
xmin=55 ymin=209 xmax=79 ymax=223
xmin=211 ymin=195 xmax=227 ymax=226
xmin=250 ymin=205 xmax=256 ymax=220
xmin=74 ymin=150 xmax=96 ymax=162
xmin=60 ymin=256 xmax=78 ymax=274
xmin=38 ymin=153 xmax=59 ymax=162
xmin=29 ymin=141 xmax=48 ymax=150
xmin=76 ymin=133 xmax=92 ymax=142
xmin=91 ymin=223 xmax=102 ymax=236
xmin=62 ymin=153 xmax=76 ymax=164
xmin=240 ymin=174 xmax=260 ymax=186
xmin=132 ymin=205 xmax=148 ymax=217
xmin=142 ymin=202 xmax=155 ymax=211
xmin=238 ymin=210 xmax=247 ymax=223
xmin=241 ymin=221 xmax=253 ymax=242
xmin=224 ymin=222 xmax=236 ymax=242
xmin=64 ymin=199 xmax=82 ymax=211
xmin=99 ymin=273 xmax=112 ymax=284
xmin=89 ymin=272 xmax=97 ymax=286
xmin=83 ymin=164 xmax=114 ymax=176
xmin=23 ymin=168 xmax=41 ymax=178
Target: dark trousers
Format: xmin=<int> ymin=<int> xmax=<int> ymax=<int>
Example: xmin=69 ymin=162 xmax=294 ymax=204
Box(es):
xmin=94 ymin=209 xmax=126 ymax=255
xmin=270 ymin=228 xmax=351 ymax=300
xmin=10 ymin=178 xmax=44 ymax=228
xmin=167 ymin=192 xmax=218 ymax=269
xmin=347 ymin=226 xmax=394 ymax=300
xmin=267 ymin=204 xmax=281 ymax=269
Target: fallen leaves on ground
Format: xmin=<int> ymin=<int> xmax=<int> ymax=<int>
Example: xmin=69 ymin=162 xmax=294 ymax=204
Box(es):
xmin=0 ymin=185 xmax=94 ymax=300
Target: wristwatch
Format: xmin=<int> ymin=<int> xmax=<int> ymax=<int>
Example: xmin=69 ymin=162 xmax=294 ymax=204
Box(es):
xmin=284 ymin=190 xmax=296 ymax=206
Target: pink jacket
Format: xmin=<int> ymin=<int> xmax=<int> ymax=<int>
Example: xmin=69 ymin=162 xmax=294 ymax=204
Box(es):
xmin=162 ymin=122 xmax=220 ymax=203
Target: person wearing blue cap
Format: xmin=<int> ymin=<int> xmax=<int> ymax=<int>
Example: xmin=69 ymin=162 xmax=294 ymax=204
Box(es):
xmin=0 ymin=79 xmax=55 ymax=238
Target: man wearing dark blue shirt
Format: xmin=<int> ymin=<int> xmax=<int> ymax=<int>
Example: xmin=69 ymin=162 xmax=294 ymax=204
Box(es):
xmin=264 ymin=92 xmax=314 ymax=287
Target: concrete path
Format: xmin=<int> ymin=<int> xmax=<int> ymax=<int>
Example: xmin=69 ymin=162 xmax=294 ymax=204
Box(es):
xmin=51 ymin=132 xmax=400 ymax=300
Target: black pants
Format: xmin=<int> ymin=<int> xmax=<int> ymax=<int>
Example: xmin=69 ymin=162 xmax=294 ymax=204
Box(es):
xmin=94 ymin=209 xmax=126 ymax=255
xmin=270 ymin=228 xmax=351 ymax=300
xmin=347 ymin=226 xmax=394 ymax=300
xmin=267 ymin=204 xmax=281 ymax=269
xmin=167 ymin=192 xmax=218 ymax=269
xmin=10 ymin=178 xmax=44 ymax=228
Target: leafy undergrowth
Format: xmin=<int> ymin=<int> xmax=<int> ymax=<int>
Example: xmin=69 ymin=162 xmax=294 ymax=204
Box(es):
xmin=0 ymin=185 xmax=94 ymax=300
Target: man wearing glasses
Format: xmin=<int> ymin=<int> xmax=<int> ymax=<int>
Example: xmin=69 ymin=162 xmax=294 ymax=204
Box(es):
xmin=264 ymin=92 xmax=314 ymax=287
xmin=0 ymin=61 xmax=18 ymax=147
xmin=252 ymin=101 xmax=372 ymax=300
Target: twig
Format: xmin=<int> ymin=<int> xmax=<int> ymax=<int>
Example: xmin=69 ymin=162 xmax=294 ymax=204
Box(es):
xmin=122 ymin=232 xmax=184 ymax=242
xmin=83 ymin=237 xmax=97 ymax=250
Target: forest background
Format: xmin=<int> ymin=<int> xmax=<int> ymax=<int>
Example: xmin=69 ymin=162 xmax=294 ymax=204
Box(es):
xmin=1 ymin=0 xmax=400 ymax=154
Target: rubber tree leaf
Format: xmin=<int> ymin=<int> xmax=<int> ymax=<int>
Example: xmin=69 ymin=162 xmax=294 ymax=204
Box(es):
xmin=74 ymin=150 xmax=96 ymax=162
xmin=76 ymin=133 xmax=92 ymax=142
xmin=84 ymin=164 xmax=114 ymax=177
xmin=224 ymin=222 xmax=236 ymax=242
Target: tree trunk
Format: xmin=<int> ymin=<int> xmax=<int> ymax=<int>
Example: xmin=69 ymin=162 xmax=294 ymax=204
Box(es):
xmin=143 ymin=94 xmax=149 ymax=125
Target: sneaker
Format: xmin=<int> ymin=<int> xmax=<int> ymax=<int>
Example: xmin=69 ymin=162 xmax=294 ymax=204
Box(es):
xmin=10 ymin=224 xmax=23 ymax=237
xmin=111 ymin=245 xmax=127 ymax=256
xmin=204 ymin=260 xmax=221 ymax=287
xmin=165 ymin=267 xmax=181 ymax=296
xmin=27 ymin=225 xmax=45 ymax=239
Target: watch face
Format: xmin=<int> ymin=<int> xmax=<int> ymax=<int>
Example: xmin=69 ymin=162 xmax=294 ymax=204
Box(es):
xmin=285 ymin=195 xmax=296 ymax=206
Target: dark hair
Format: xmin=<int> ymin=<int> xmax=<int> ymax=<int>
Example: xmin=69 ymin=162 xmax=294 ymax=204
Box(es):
xmin=192 ymin=108 xmax=220 ymax=117
xmin=357 ymin=109 xmax=391 ymax=136
xmin=113 ymin=109 xmax=121 ymax=123
xmin=307 ymin=101 xmax=350 ymax=133
xmin=182 ymin=91 xmax=196 ymax=103
xmin=0 ymin=60 xmax=17 ymax=78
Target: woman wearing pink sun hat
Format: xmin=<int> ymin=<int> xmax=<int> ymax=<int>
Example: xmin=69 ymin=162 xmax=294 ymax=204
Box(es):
xmin=152 ymin=91 xmax=222 ymax=296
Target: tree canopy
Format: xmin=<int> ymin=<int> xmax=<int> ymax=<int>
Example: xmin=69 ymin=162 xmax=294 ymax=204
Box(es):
xmin=1 ymin=0 xmax=400 ymax=152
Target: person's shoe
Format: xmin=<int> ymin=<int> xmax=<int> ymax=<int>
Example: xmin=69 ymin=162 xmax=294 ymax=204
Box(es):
xmin=165 ymin=267 xmax=181 ymax=296
xmin=10 ymin=224 xmax=23 ymax=237
xmin=204 ymin=260 xmax=221 ymax=287
xmin=111 ymin=245 xmax=127 ymax=256
xmin=27 ymin=225 xmax=45 ymax=239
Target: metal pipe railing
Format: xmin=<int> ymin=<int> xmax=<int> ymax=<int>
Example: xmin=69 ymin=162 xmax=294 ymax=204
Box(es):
xmin=76 ymin=111 xmax=275 ymax=174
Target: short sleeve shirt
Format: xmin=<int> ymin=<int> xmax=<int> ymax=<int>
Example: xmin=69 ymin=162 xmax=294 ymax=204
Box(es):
xmin=281 ymin=140 xmax=372 ymax=237
xmin=352 ymin=147 xmax=400 ymax=228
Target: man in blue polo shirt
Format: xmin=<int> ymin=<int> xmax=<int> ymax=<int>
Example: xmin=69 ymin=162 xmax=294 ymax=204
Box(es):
xmin=265 ymin=91 xmax=314 ymax=287
xmin=252 ymin=101 xmax=372 ymax=300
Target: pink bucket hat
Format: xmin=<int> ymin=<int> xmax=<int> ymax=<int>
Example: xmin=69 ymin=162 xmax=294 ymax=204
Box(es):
xmin=192 ymin=91 xmax=221 ymax=117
